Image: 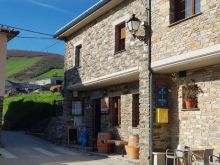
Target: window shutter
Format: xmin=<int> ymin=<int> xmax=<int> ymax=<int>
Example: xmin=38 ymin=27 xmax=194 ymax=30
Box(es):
xmin=120 ymin=25 xmax=126 ymax=39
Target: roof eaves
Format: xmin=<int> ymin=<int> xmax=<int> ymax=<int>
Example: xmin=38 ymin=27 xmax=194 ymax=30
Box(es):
xmin=54 ymin=0 xmax=111 ymax=39
xmin=0 ymin=26 xmax=19 ymax=41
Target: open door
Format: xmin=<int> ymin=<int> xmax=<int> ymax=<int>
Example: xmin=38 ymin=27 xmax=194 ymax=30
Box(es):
xmin=92 ymin=99 xmax=101 ymax=148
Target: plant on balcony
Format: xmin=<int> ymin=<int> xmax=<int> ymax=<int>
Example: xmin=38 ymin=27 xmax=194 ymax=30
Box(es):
xmin=171 ymin=73 xmax=203 ymax=109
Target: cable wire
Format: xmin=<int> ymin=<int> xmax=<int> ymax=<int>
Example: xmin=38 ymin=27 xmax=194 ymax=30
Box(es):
xmin=40 ymin=41 xmax=61 ymax=52
xmin=16 ymin=36 xmax=58 ymax=40
xmin=0 ymin=24 xmax=53 ymax=36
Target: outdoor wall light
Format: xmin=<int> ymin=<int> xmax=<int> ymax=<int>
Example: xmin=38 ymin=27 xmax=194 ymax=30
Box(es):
xmin=126 ymin=14 xmax=149 ymax=43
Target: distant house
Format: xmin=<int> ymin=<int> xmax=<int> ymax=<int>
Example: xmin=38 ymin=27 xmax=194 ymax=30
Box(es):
xmin=29 ymin=77 xmax=63 ymax=86
xmin=5 ymin=80 xmax=40 ymax=96
xmin=0 ymin=26 xmax=19 ymax=126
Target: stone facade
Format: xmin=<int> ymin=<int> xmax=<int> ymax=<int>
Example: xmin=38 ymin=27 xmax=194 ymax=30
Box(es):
xmin=151 ymin=0 xmax=220 ymax=62
xmin=62 ymin=0 xmax=149 ymax=164
xmin=151 ymin=0 xmax=220 ymax=159
xmin=60 ymin=0 xmax=220 ymax=164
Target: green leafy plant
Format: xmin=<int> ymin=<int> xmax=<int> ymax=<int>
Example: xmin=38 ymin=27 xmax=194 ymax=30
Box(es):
xmin=171 ymin=73 xmax=203 ymax=109
xmin=171 ymin=73 xmax=203 ymax=100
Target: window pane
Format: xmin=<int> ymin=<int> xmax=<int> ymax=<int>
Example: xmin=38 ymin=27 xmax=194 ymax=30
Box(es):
xmin=75 ymin=45 xmax=82 ymax=67
xmin=115 ymin=23 xmax=126 ymax=52
xmin=185 ymin=0 xmax=191 ymax=17
xmin=195 ymin=0 xmax=200 ymax=13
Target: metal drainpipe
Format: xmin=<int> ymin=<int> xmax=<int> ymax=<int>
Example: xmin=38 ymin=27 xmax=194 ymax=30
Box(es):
xmin=146 ymin=0 xmax=153 ymax=164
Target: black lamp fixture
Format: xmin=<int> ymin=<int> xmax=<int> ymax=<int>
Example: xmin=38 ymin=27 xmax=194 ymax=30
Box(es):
xmin=127 ymin=14 xmax=141 ymax=34
xmin=126 ymin=14 xmax=149 ymax=43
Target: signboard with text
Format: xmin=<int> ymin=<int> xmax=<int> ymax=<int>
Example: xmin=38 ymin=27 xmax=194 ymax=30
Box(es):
xmin=156 ymin=85 xmax=168 ymax=108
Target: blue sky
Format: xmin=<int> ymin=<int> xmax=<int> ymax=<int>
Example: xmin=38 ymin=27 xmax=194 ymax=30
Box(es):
xmin=0 ymin=0 xmax=99 ymax=55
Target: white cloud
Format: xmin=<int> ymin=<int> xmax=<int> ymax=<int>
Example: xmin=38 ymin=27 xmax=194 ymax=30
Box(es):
xmin=28 ymin=0 xmax=74 ymax=15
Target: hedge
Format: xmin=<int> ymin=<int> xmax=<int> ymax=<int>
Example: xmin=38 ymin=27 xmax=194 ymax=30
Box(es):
xmin=3 ymin=92 xmax=63 ymax=130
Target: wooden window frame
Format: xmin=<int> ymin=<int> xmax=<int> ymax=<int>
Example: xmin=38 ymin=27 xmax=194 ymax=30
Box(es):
xmin=174 ymin=0 xmax=200 ymax=22
xmin=115 ymin=23 xmax=126 ymax=53
xmin=75 ymin=45 xmax=82 ymax=68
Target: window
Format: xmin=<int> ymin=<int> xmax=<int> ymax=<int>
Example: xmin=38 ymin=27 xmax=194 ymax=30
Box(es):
xmin=72 ymin=100 xmax=83 ymax=116
xmin=110 ymin=96 xmax=121 ymax=127
xmin=115 ymin=23 xmax=126 ymax=53
xmin=182 ymin=85 xmax=199 ymax=109
xmin=75 ymin=45 xmax=82 ymax=67
xmin=173 ymin=0 xmax=201 ymax=22
xmin=132 ymin=94 xmax=139 ymax=127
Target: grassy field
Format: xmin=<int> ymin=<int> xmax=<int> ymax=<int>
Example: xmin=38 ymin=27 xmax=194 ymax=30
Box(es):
xmin=34 ymin=69 xmax=64 ymax=80
xmin=6 ymin=57 xmax=42 ymax=78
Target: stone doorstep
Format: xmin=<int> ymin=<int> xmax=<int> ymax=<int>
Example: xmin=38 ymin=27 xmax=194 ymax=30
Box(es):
xmin=88 ymin=152 xmax=140 ymax=165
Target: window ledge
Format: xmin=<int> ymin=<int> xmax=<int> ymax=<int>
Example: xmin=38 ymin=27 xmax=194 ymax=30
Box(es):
xmin=169 ymin=13 xmax=202 ymax=27
xmin=181 ymin=108 xmax=200 ymax=111
xmin=114 ymin=49 xmax=126 ymax=56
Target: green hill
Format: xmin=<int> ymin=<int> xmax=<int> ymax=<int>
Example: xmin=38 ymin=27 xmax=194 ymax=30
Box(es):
xmin=6 ymin=50 xmax=64 ymax=82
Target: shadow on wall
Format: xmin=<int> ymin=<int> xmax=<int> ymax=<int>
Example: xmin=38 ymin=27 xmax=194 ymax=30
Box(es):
xmin=3 ymin=100 xmax=53 ymax=130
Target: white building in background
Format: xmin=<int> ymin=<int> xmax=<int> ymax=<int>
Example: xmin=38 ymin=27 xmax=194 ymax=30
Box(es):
xmin=0 ymin=26 xmax=19 ymax=126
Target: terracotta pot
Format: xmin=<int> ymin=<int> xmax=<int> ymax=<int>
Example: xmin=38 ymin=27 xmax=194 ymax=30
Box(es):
xmin=184 ymin=98 xmax=196 ymax=109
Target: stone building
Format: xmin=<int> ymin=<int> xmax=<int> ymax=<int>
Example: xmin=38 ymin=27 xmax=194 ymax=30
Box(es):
xmin=151 ymin=0 xmax=220 ymax=155
xmin=54 ymin=0 xmax=220 ymax=164
xmin=0 ymin=26 xmax=19 ymax=127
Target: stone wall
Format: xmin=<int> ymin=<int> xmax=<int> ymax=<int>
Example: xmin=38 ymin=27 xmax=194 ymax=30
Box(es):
xmin=151 ymin=0 xmax=220 ymax=61
xmin=153 ymin=64 xmax=220 ymax=155
xmin=169 ymin=64 xmax=220 ymax=154
xmin=64 ymin=0 xmax=147 ymax=84
xmin=0 ymin=97 xmax=3 ymax=128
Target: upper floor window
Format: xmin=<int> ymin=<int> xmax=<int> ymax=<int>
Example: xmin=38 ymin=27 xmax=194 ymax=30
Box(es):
xmin=115 ymin=23 xmax=126 ymax=53
xmin=173 ymin=0 xmax=201 ymax=22
xmin=75 ymin=45 xmax=82 ymax=67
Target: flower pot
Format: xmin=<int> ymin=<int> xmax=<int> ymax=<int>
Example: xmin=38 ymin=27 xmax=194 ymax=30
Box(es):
xmin=184 ymin=98 xmax=196 ymax=109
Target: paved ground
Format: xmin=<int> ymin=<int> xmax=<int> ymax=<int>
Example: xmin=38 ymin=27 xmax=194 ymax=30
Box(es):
xmin=0 ymin=131 xmax=131 ymax=165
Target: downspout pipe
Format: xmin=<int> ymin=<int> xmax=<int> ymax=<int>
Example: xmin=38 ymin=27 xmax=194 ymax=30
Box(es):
xmin=147 ymin=0 xmax=153 ymax=164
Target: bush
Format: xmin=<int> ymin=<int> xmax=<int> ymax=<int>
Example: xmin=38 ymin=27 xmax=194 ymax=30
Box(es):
xmin=3 ymin=92 xmax=63 ymax=130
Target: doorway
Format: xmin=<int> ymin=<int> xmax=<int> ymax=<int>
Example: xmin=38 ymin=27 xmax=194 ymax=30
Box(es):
xmin=92 ymin=99 xmax=101 ymax=147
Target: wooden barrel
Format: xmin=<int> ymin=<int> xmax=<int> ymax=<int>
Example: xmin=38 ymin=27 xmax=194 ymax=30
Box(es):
xmin=127 ymin=146 xmax=140 ymax=159
xmin=127 ymin=134 xmax=140 ymax=159
xmin=97 ymin=132 xmax=112 ymax=153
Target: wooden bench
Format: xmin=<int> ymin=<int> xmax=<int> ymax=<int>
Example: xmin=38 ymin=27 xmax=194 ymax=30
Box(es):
xmin=101 ymin=139 xmax=128 ymax=157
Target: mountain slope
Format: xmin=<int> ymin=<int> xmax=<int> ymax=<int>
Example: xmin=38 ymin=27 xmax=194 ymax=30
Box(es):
xmin=6 ymin=50 xmax=64 ymax=82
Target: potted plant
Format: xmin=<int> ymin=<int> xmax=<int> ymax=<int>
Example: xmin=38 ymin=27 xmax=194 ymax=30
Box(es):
xmin=171 ymin=73 xmax=202 ymax=109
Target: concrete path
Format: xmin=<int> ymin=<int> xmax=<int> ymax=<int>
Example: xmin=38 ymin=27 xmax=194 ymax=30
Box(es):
xmin=0 ymin=131 xmax=131 ymax=165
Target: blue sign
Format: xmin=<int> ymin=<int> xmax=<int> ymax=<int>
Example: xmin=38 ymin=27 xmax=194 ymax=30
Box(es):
xmin=156 ymin=85 xmax=168 ymax=108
